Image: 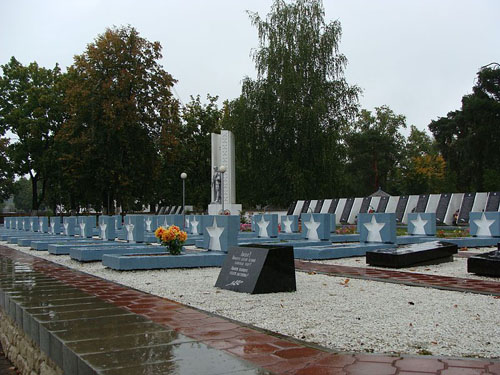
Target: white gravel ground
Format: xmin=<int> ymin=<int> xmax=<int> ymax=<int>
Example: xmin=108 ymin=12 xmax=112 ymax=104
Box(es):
xmin=3 ymin=241 xmax=500 ymax=359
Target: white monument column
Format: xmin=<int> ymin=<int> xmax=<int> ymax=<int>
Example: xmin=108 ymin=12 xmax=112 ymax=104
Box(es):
xmin=208 ymin=130 xmax=242 ymax=215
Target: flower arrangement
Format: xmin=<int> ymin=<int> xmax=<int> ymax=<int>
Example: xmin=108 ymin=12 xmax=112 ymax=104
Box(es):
xmin=335 ymin=225 xmax=357 ymax=235
xmin=154 ymin=225 xmax=188 ymax=255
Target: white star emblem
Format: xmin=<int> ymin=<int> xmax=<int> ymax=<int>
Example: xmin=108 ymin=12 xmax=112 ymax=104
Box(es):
xmin=50 ymin=222 xmax=55 ymax=234
xmin=30 ymin=222 xmax=34 ymax=231
xmin=191 ymin=217 xmax=199 ymax=235
xmin=473 ymin=213 xmax=495 ymax=237
xmin=304 ymin=215 xmax=320 ymax=240
xmin=63 ymin=223 xmax=69 ymax=235
xmin=363 ymin=216 xmax=385 ymax=242
xmin=206 ymin=217 xmax=224 ymax=251
xmin=100 ymin=223 xmax=107 ymax=240
xmin=283 ymin=217 xmax=293 ymax=233
xmin=410 ymin=214 xmax=428 ymax=235
xmin=257 ymin=216 xmax=270 ymax=237
xmin=80 ymin=222 xmax=86 ymax=236
xmin=145 ymin=218 xmax=152 ymax=231
xmin=126 ymin=223 xmax=135 ymax=242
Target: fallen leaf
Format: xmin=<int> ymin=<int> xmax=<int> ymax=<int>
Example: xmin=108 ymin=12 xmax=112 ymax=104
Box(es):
xmin=308 ymin=271 xmax=317 ymax=275
xmin=453 ymin=304 xmax=458 ymax=308
xmin=408 ymin=301 xmax=415 ymax=305
xmin=431 ymin=341 xmax=437 ymax=345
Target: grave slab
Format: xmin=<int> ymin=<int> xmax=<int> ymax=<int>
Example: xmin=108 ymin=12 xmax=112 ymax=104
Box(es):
xmin=467 ymin=249 xmax=500 ymax=277
xmin=70 ymin=245 xmax=167 ymax=262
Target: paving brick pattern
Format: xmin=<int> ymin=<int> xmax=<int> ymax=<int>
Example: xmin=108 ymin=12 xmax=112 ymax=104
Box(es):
xmin=295 ymin=260 xmax=500 ymax=296
xmin=0 ymin=246 xmax=499 ymax=374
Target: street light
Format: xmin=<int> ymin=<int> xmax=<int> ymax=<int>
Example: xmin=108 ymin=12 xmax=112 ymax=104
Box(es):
xmin=180 ymin=172 xmax=187 ymax=229
xmin=219 ymin=165 xmax=226 ymax=214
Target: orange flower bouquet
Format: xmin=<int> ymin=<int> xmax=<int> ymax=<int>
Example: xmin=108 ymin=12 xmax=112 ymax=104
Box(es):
xmin=154 ymin=225 xmax=188 ymax=255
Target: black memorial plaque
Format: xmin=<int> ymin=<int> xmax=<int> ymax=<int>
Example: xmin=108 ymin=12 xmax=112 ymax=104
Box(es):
xmin=215 ymin=244 xmax=296 ymax=294
xmin=377 ymin=196 xmax=389 ymax=213
xmin=314 ymin=200 xmax=324 ymax=213
xmin=415 ymin=194 xmax=429 ymax=213
xmin=467 ymin=249 xmax=500 ymax=277
xmin=435 ymin=193 xmax=451 ymax=223
xmin=485 ymin=192 xmax=500 ymax=212
xmin=328 ymin=198 xmax=339 ymax=214
xmin=395 ymin=196 xmax=409 ymax=223
xmin=301 ymin=200 xmax=311 ymax=214
xmin=359 ymin=197 xmax=372 ymax=214
xmin=366 ymin=241 xmax=458 ymax=268
xmin=340 ymin=198 xmax=355 ymax=223
xmin=286 ymin=201 xmax=297 ymax=215
xmin=458 ymin=193 xmax=475 ymax=224
xmin=158 ymin=207 xmax=166 ymax=215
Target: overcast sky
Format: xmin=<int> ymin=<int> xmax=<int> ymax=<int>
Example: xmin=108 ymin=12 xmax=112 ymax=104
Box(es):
xmin=1 ymin=0 xmax=499 ymax=135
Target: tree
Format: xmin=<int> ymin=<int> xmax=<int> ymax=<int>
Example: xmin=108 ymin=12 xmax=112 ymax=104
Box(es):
xmin=429 ymin=63 xmax=500 ymax=191
xmin=223 ymin=0 xmax=359 ymax=206
xmin=0 ymin=57 xmax=65 ymax=211
xmin=12 ymin=178 xmax=32 ymax=213
xmin=59 ymin=26 xmax=180 ymax=213
xmin=0 ymin=137 xmax=14 ymax=200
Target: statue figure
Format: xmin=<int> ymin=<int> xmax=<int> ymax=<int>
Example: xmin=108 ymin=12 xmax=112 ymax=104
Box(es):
xmin=212 ymin=167 xmax=222 ymax=203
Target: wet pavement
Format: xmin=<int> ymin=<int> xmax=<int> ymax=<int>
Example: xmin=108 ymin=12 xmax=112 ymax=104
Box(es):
xmin=0 ymin=245 xmax=499 ymax=374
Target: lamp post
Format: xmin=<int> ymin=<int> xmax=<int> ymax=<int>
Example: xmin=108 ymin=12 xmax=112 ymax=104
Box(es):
xmin=180 ymin=172 xmax=187 ymax=229
xmin=219 ymin=165 xmax=226 ymax=214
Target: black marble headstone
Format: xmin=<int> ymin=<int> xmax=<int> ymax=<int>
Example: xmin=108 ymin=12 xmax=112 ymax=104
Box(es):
xmin=458 ymin=193 xmax=475 ymax=224
xmin=395 ymin=196 xmax=409 ymax=223
xmin=340 ymin=198 xmax=355 ymax=223
xmin=158 ymin=207 xmax=166 ymax=215
xmin=415 ymin=194 xmax=429 ymax=213
xmin=301 ymin=200 xmax=311 ymax=214
xmin=359 ymin=197 xmax=372 ymax=214
xmin=314 ymin=200 xmax=324 ymax=213
xmin=328 ymin=198 xmax=339 ymax=214
xmin=286 ymin=201 xmax=297 ymax=215
xmin=485 ymin=192 xmax=500 ymax=212
xmin=376 ymin=196 xmax=389 ymax=213
xmin=215 ymin=244 xmax=296 ymax=294
xmin=467 ymin=249 xmax=500 ymax=277
xmin=366 ymin=241 xmax=458 ymax=268
xmin=435 ymin=193 xmax=451 ymax=223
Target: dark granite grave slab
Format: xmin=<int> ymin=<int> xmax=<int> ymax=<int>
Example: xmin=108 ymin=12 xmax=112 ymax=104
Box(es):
xmin=366 ymin=241 xmax=458 ymax=268
xmin=395 ymin=195 xmax=409 ymax=223
xmin=467 ymin=250 xmax=500 ymax=277
xmin=458 ymin=193 xmax=475 ymax=224
xmin=340 ymin=198 xmax=354 ymax=223
xmin=215 ymin=244 xmax=296 ymax=294
xmin=328 ymin=198 xmax=339 ymax=214
xmin=436 ymin=193 xmax=451 ymax=223
xmin=486 ymin=192 xmax=500 ymax=212
xmin=286 ymin=201 xmax=297 ymax=215
xmin=415 ymin=194 xmax=429 ymax=213
xmin=377 ymin=196 xmax=389 ymax=213
xmin=359 ymin=197 xmax=371 ymax=214
xmin=301 ymin=200 xmax=311 ymax=213
xmin=314 ymin=199 xmax=324 ymax=213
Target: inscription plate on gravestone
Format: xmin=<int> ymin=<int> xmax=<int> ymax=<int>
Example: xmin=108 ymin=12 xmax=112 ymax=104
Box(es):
xmin=340 ymin=198 xmax=354 ymax=223
xmin=436 ymin=193 xmax=451 ymax=223
xmin=359 ymin=197 xmax=371 ymax=214
xmin=314 ymin=199 xmax=324 ymax=213
xmin=328 ymin=198 xmax=339 ymax=214
xmin=377 ymin=196 xmax=389 ymax=213
xmin=301 ymin=200 xmax=311 ymax=214
xmin=458 ymin=193 xmax=475 ymax=224
xmin=215 ymin=244 xmax=296 ymax=294
xmin=486 ymin=192 xmax=500 ymax=212
xmin=415 ymin=194 xmax=429 ymax=213
xmin=286 ymin=201 xmax=297 ymax=216
xmin=395 ymin=196 xmax=409 ymax=223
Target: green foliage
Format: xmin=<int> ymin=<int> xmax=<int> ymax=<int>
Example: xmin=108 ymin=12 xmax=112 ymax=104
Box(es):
xmin=0 ymin=137 xmax=14 ymax=200
xmin=12 ymin=178 xmax=32 ymax=213
xmin=223 ymin=0 xmax=360 ymax=206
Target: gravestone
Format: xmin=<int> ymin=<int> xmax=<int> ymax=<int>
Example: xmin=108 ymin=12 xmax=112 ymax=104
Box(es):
xmin=415 ymin=194 xmax=429 ymax=213
xmin=79 ymin=216 xmax=94 ymax=238
xmin=358 ymin=213 xmax=396 ymax=244
xmin=159 ymin=214 xmax=184 ymax=228
xmin=366 ymin=241 xmax=458 ymax=268
xmin=286 ymin=201 xmax=297 ymax=216
xmin=359 ymin=197 xmax=371 ymax=214
xmin=188 ymin=215 xmax=205 ymax=235
xmin=113 ymin=215 xmax=122 ymax=230
xmin=23 ymin=217 xmax=30 ymax=231
xmin=16 ymin=217 xmax=23 ymax=230
xmin=435 ymin=193 xmax=451 ymax=224
xmin=50 ymin=217 xmax=61 ymax=235
xmin=38 ymin=217 xmax=49 ymax=233
xmin=144 ymin=215 xmax=158 ymax=232
xmin=407 ymin=213 xmax=436 ymax=236
xmin=469 ymin=212 xmax=500 ymax=237
xmin=467 ymin=248 xmax=500 ymax=277
xmin=395 ymin=196 xmax=409 ymax=223
xmin=202 ymin=215 xmax=239 ymax=252
xmin=253 ymin=214 xmax=278 ymax=238
xmin=314 ymin=199 xmax=324 ymax=213
xmin=124 ymin=215 xmax=145 ymax=243
xmin=29 ymin=217 xmax=39 ymax=232
xmin=215 ymin=244 xmax=296 ymax=294
xmin=301 ymin=213 xmax=330 ymax=241
xmin=63 ymin=217 xmax=77 ymax=236
xmin=99 ymin=216 xmax=116 ymax=241
xmin=458 ymin=193 xmax=475 ymax=224
xmin=301 ymin=200 xmax=311 ymax=214
xmin=485 ymin=192 xmax=500 ymax=212
xmin=340 ymin=198 xmax=354 ymax=223
xmin=328 ymin=198 xmax=339 ymax=214
xmin=377 ymin=196 xmax=389 ymax=213
xmin=4 ymin=218 xmax=10 ymax=229
xmin=280 ymin=215 xmax=299 ymax=233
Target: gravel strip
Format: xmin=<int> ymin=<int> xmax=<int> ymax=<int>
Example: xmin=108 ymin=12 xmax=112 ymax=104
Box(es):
xmin=3 ymin=242 xmax=500 ymax=359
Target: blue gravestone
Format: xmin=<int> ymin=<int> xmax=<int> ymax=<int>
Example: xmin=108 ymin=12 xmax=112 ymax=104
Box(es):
xmin=159 ymin=215 xmax=183 ymax=228
xmin=301 ymin=213 xmax=330 ymax=241
xmin=329 ymin=214 xmax=336 ymax=233
xmin=202 ymin=215 xmax=239 ymax=253
xmin=358 ymin=213 xmax=396 ymax=244
xmin=280 ymin=215 xmax=299 ymax=234
xmin=79 ymin=216 xmax=95 ymax=238
xmin=4 ymin=218 xmax=9 ymax=229
xmin=38 ymin=217 xmax=49 ymax=233
xmin=99 ymin=216 xmax=116 ymax=241
xmin=29 ymin=217 xmax=39 ymax=232
xmin=17 ymin=217 xmax=24 ymax=230
xmin=124 ymin=215 xmax=145 ymax=243
xmin=144 ymin=215 xmax=158 ymax=232
xmin=113 ymin=215 xmax=122 ymax=230
xmin=49 ymin=218 xmax=61 ymax=235
xmin=469 ymin=212 xmax=500 ymax=237
xmin=253 ymin=214 xmax=278 ymax=238
xmin=23 ymin=217 xmax=31 ymax=231
xmin=407 ymin=213 xmax=436 ymax=236
xmin=63 ymin=217 xmax=77 ymax=236
xmin=187 ymin=215 xmax=204 ymax=235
